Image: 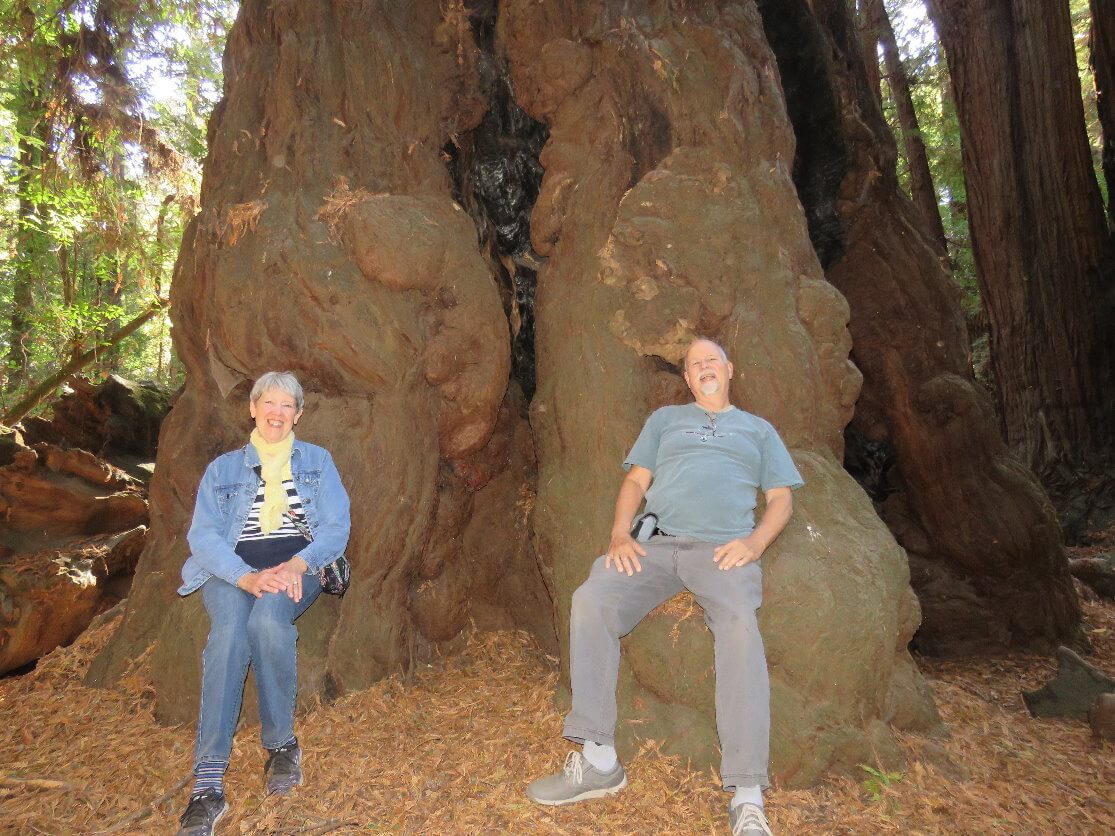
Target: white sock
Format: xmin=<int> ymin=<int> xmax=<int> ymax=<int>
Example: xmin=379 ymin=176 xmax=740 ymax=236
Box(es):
xmin=731 ymin=784 xmax=764 ymax=809
xmin=582 ymin=741 xmax=618 ymax=771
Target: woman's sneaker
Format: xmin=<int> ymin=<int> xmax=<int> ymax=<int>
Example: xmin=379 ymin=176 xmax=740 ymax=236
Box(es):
xmin=264 ymin=739 xmax=303 ymax=795
xmin=177 ymin=789 xmax=227 ymax=836
xmin=526 ymin=751 xmax=627 ymax=805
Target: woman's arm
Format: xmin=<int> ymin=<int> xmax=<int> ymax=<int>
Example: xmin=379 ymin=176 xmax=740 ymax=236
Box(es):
xmin=186 ymin=458 xmax=257 ymax=587
xmin=295 ymin=450 xmax=351 ymax=573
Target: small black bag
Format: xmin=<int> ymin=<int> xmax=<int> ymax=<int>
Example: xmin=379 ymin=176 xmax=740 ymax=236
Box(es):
xmin=630 ymin=512 xmax=659 ymax=542
xmin=316 ymin=554 xmax=351 ymax=597
xmin=284 ymin=511 xmax=350 ymax=597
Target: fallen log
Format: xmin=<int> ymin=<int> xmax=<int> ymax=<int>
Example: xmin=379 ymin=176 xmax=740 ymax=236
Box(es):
xmin=0 ymin=526 xmax=147 ymax=675
xmin=0 ymin=430 xmax=149 ymax=675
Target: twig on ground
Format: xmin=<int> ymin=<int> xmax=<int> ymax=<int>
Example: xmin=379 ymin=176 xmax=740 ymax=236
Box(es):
xmin=0 ymin=774 xmax=76 ymax=791
xmin=289 ymin=818 xmax=354 ymax=835
xmin=97 ymin=773 xmax=191 ymax=833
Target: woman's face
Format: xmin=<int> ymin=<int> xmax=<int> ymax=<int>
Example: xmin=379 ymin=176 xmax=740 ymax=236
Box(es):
xmin=250 ymin=387 xmax=302 ymax=443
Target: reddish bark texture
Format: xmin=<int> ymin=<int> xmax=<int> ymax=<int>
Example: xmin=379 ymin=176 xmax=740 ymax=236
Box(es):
xmin=758 ymin=0 xmax=1080 ymax=654
xmin=926 ymin=0 xmax=1115 ymax=534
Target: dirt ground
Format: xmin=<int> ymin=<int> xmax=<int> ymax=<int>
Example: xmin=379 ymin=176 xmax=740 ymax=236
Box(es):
xmin=0 ymin=594 xmax=1112 ymax=834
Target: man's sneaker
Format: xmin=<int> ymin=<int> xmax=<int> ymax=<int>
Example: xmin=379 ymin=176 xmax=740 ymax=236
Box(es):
xmin=729 ymin=802 xmax=773 ymax=836
xmin=176 ymin=789 xmax=227 ymax=836
xmin=264 ymin=739 xmax=303 ymax=795
xmin=525 ymin=751 xmax=627 ymax=806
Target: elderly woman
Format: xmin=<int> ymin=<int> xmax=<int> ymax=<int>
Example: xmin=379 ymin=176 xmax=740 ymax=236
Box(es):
xmin=175 ymin=371 xmax=350 ymax=836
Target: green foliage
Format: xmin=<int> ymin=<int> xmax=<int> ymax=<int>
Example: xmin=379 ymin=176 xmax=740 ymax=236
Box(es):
xmin=0 ymin=0 xmax=236 ymax=412
xmin=859 ymin=763 xmax=903 ymax=811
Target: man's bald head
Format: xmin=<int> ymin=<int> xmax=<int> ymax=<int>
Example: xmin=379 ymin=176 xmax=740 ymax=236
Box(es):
xmin=684 ymin=337 xmax=728 ymax=367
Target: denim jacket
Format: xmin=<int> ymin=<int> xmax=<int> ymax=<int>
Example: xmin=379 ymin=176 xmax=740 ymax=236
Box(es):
xmin=179 ymin=438 xmax=351 ymax=596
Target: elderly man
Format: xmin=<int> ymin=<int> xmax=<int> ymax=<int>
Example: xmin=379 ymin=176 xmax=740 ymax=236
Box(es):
xmin=526 ymin=338 xmax=802 ymax=835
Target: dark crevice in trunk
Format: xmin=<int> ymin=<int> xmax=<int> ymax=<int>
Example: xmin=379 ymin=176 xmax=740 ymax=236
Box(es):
xmin=756 ymin=0 xmax=852 ymax=271
xmin=443 ymin=1 xmax=548 ymax=402
xmin=623 ymin=83 xmax=672 ymax=187
xmin=758 ymin=0 xmax=875 ymax=492
xmin=843 ymin=428 xmax=896 ymax=504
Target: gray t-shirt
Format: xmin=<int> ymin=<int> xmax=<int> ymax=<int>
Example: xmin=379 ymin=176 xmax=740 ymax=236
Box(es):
xmin=624 ymin=403 xmax=804 ymax=544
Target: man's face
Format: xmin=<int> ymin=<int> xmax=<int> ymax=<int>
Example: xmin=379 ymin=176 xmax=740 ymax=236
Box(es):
xmin=683 ymin=340 xmax=733 ymax=399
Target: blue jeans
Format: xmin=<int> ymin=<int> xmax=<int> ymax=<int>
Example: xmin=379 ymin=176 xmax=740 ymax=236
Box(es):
xmin=194 ymin=574 xmax=321 ymax=770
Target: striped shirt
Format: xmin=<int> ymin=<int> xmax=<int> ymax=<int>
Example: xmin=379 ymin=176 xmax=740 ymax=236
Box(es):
xmin=235 ymin=477 xmax=310 ymax=570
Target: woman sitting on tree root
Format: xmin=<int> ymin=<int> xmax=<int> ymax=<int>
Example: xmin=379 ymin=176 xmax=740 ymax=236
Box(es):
xmin=175 ymin=371 xmax=350 ymax=836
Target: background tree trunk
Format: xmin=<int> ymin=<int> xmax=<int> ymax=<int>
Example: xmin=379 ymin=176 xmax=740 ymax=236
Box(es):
xmin=1092 ymin=0 xmax=1115 ymax=223
xmin=857 ymin=0 xmax=883 ymax=105
xmin=7 ymin=10 xmax=48 ymax=394
xmin=865 ymin=0 xmax=950 ymax=255
xmin=757 ymin=0 xmax=1080 ymax=654
xmin=926 ymin=0 xmax=1115 ymax=537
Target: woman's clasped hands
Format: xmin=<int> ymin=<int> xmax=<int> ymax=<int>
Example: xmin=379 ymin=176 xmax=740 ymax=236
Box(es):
xmin=235 ymin=555 xmax=310 ymax=601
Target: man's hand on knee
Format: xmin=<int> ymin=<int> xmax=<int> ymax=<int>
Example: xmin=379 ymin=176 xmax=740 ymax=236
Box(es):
xmin=605 ymin=531 xmax=646 ymax=575
xmin=712 ymin=535 xmax=763 ymax=570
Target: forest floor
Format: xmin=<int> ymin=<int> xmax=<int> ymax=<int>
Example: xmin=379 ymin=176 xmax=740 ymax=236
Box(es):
xmin=0 ymin=600 xmax=1112 ymax=834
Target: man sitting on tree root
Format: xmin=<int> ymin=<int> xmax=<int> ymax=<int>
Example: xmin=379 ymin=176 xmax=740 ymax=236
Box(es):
xmin=526 ymin=337 xmax=802 ymax=836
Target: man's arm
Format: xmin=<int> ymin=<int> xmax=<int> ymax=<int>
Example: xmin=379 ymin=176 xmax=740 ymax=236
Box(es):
xmin=712 ymin=486 xmax=794 ymax=570
xmin=605 ymin=465 xmax=653 ymax=576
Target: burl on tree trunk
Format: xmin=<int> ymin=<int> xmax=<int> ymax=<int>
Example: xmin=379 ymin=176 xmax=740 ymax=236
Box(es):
xmin=92 ymin=0 xmax=940 ymax=787
xmin=758 ymin=0 xmax=1080 ymax=656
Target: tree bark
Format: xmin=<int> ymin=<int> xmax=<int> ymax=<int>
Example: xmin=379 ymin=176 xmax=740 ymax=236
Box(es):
xmin=757 ymin=0 xmax=1080 ymax=654
xmin=857 ymin=0 xmax=883 ymax=106
xmin=926 ymin=0 xmax=1115 ymax=534
xmin=867 ymin=0 xmax=949 ymax=255
xmin=1092 ymin=0 xmax=1115 ymax=223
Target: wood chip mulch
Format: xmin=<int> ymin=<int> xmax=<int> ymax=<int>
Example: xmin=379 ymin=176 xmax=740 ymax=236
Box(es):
xmin=1 ymin=599 xmax=1112 ymax=835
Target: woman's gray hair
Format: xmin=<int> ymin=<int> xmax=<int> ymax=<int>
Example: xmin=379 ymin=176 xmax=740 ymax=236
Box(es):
xmin=250 ymin=371 xmax=304 ymax=411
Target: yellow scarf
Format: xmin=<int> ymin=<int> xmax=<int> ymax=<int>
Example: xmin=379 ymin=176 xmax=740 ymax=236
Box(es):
xmin=250 ymin=428 xmax=294 ymax=535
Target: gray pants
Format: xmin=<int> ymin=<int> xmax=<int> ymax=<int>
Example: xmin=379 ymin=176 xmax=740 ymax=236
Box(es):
xmin=563 ymin=536 xmax=769 ymax=789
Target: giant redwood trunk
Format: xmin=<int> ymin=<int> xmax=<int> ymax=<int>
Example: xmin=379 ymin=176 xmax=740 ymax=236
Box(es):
xmin=926 ymin=0 xmax=1115 ymax=537
xmin=89 ymin=0 xmax=554 ymax=720
xmin=90 ymin=0 xmax=943 ymax=787
xmin=506 ymin=0 xmax=937 ymax=786
xmin=757 ymin=0 xmax=1079 ymax=655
